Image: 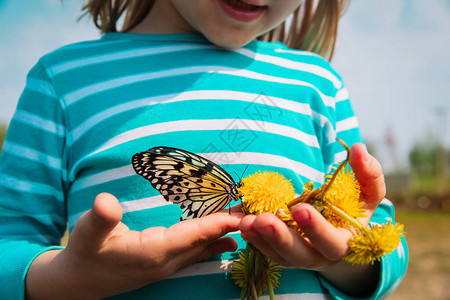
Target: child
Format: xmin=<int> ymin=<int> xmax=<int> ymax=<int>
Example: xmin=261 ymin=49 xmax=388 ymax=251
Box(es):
xmin=0 ymin=0 xmax=408 ymax=299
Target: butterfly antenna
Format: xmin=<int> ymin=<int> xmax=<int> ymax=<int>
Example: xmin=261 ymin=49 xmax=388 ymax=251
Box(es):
xmin=240 ymin=165 xmax=249 ymax=181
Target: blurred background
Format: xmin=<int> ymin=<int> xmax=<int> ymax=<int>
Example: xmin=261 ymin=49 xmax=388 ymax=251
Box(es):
xmin=0 ymin=1 xmax=449 ymax=299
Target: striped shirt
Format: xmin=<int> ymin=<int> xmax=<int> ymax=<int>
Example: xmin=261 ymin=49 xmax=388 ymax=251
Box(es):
xmin=0 ymin=33 xmax=408 ymax=299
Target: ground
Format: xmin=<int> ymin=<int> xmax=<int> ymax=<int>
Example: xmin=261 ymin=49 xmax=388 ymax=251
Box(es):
xmin=389 ymin=211 xmax=450 ymax=300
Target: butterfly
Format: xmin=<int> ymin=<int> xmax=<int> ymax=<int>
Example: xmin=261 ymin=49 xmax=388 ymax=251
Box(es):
xmin=132 ymin=146 xmax=243 ymax=220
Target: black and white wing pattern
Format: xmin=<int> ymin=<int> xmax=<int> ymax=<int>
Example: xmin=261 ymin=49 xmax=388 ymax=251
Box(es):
xmin=132 ymin=146 xmax=242 ymax=220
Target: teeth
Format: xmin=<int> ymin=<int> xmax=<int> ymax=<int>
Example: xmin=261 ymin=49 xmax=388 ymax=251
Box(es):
xmin=226 ymin=0 xmax=259 ymax=11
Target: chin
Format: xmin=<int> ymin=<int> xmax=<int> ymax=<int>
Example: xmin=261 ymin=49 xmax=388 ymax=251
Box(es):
xmin=197 ymin=25 xmax=256 ymax=48
xmin=206 ymin=34 xmax=255 ymax=49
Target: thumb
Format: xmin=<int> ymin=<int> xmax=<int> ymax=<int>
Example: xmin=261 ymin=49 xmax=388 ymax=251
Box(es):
xmin=349 ymin=143 xmax=386 ymax=210
xmin=71 ymin=193 xmax=123 ymax=251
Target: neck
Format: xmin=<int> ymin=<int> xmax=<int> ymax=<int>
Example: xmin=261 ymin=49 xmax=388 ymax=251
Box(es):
xmin=127 ymin=0 xmax=197 ymax=34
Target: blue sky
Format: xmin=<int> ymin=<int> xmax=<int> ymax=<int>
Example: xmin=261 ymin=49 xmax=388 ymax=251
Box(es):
xmin=1 ymin=0 xmax=449 ymax=172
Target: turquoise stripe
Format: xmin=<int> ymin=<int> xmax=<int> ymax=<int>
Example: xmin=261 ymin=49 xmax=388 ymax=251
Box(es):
xmin=48 ymin=44 xmax=214 ymax=77
xmin=65 ymin=83 xmax=333 ymax=130
xmin=2 ymin=140 xmax=62 ymax=170
xmin=107 ymin=267 xmax=326 ymax=299
xmin=0 ymin=174 xmax=63 ymax=200
xmin=69 ymin=95 xmax=325 ymax=143
xmin=0 ymin=234 xmax=57 ymax=245
xmin=52 ymin=39 xmax=128 ymax=54
xmin=67 ymin=132 xmax=324 ymax=190
xmin=62 ymin=66 xmax=216 ymax=106
xmin=335 ymin=99 xmax=357 ymax=121
xmin=0 ymin=208 xmax=65 ymax=227
xmin=13 ymin=110 xmax=65 ymax=136
xmin=61 ymin=65 xmax=336 ymax=107
xmin=0 ymin=218 xmax=63 ymax=245
xmin=5 ymin=121 xmax=63 ymax=158
xmin=26 ymin=77 xmax=57 ymax=98
xmin=0 ymin=151 xmax=64 ymax=190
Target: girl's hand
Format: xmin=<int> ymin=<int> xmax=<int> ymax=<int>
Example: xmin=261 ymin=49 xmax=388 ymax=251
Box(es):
xmin=26 ymin=193 xmax=243 ymax=300
xmin=239 ymin=143 xmax=385 ymax=296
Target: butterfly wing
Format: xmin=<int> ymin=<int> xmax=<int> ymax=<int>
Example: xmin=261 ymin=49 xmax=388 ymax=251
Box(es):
xmin=132 ymin=146 xmax=240 ymax=220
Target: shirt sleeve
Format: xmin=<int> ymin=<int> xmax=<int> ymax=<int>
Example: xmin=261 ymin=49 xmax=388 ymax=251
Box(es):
xmin=0 ymin=61 xmax=67 ymax=299
xmin=318 ymin=81 xmax=409 ymax=299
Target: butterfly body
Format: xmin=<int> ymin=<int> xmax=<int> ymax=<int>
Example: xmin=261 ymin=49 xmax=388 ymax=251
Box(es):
xmin=132 ymin=146 xmax=242 ymax=220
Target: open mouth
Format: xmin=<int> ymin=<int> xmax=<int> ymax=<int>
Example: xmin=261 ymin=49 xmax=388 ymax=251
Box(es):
xmin=219 ymin=0 xmax=266 ymax=22
xmin=222 ymin=0 xmax=261 ymax=11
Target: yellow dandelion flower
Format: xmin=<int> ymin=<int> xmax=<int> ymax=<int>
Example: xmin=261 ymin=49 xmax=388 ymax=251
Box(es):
xmin=322 ymin=165 xmax=366 ymax=228
xmin=344 ymin=221 xmax=405 ymax=265
xmin=231 ymin=245 xmax=283 ymax=299
xmin=239 ymin=171 xmax=296 ymax=215
xmin=267 ymin=258 xmax=283 ymax=290
xmin=231 ymin=251 xmax=248 ymax=288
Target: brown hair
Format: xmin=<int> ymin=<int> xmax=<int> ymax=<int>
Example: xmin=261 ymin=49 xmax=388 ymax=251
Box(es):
xmin=82 ymin=0 xmax=349 ymax=60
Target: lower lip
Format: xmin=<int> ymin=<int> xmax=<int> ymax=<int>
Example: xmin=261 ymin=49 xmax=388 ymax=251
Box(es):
xmin=218 ymin=0 xmax=265 ymax=23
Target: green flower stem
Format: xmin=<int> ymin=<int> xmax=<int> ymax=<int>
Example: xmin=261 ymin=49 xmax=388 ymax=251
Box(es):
xmin=265 ymin=268 xmax=275 ymax=300
xmin=288 ymin=139 xmax=352 ymax=209
xmin=244 ymin=244 xmax=252 ymax=283
xmin=321 ymin=197 xmax=364 ymax=231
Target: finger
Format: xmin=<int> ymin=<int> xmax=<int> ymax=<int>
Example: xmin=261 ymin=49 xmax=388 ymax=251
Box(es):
xmin=291 ymin=204 xmax=351 ymax=261
xmin=71 ymin=193 xmax=123 ymax=251
xmin=349 ymin=143 xmax=386 ymax=209
xmin=228 ymin=203 xmax=245 ymax=214
xmin=239 ymin=215 xmax=290 ymax=266
xmin=161 ymin=236 xmax=238 ymax=279
xmin=241 ymin=213 xmax=325 ymax=268
xmin=165 ymin=212 xmax=242 ymax=253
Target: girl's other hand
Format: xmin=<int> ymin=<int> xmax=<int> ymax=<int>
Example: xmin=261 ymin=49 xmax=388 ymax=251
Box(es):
xmin=239 ymin=143 xmax=384 ymax=296
xmin=26 ymin=193 xmax=243 ymax=300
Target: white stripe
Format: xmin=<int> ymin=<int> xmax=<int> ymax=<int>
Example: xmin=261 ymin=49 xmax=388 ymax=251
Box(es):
xmin=26 ymin=78 xmax=57 ymax=98
xmin=120 ymin=195 xmax=169 ymax=213
xmin=234 ymin=48 xmax=342 ymax=89
xmin=252 ymin=294 xmax=328 ymax=300
xmin=219 ymin=68 xmax=335 ymax=107
xmin=169 ymin=259 xmax=234 ymax=279
xmin=0 ymin=174 xmax=64 ymax=201
xmin=336 ymin=116 xmax=359 ymax=133
xmin=70 ymin=151 xmax=323 ymax=193
xmin=332 ymin=150 xmax=348 ymax=167
xmin=48 ymin=44 xmax=213 ymax=77
xmin=397 ymin=239 xmax=406 ymax=260
xmin=70 ymin=90 xmax=333 ymax=144
xmin=62 ymin=66 xmax=335 ymax=107
xmin=49 ymin=42 xmax=340 ymax=90
xmin=2 ymin=140 xmax=62 ymax=170
xmin=170 ymin=261 xmax=327 ymax=300
xmin=120 ymin=196 xmax=247 ymax=215
xmin=335 ymin=87 xmax=349 ymax=102
xmin=13 ymin=110 xmax=65 ymax=136
xmin=381 ymin=198 xmax=393 ymax=206
xmin=86 ymin=119 xmax=319 ymax=159
xmin=70 ymin=165 xmax=135 ymax=193
xmin=274 ymin=48 xmax=322 ymax=58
